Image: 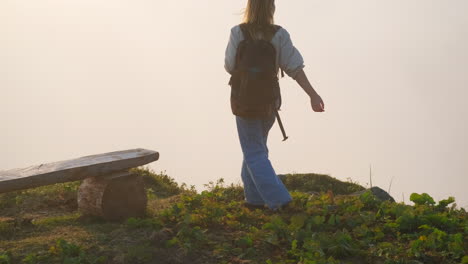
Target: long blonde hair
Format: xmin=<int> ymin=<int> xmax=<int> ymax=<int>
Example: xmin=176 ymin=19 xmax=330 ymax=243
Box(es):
xmin=243 ymin=0 xmax=276 ymax=40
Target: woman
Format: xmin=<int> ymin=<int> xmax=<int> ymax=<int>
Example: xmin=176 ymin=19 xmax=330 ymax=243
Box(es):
xmin=224 ymin=0 xmax=325 ymax=210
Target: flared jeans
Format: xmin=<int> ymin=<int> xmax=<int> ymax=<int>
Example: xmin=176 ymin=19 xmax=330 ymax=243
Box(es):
xmin=236 ymin=114 xmax=292 ymax=210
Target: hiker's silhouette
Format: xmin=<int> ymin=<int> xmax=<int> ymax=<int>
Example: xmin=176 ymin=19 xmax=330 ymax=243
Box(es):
xmin=224 ymin=0 xmax=324 ymax=210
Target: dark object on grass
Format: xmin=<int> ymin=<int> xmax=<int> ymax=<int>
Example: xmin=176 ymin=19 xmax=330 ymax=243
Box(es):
xmin=242 ymin=202 xmax=265 ymax=210
xmin=352 ymin=187 xmax=395 ymax=202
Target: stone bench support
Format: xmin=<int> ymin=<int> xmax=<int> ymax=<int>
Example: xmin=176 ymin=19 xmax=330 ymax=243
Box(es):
xmin=78 ymin=171 xmax=147 ymax=220
xmin=0 ymin=149 xmax=159 ymax=221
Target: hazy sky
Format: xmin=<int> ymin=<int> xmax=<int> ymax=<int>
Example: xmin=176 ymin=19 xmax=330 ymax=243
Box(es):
xmin=1 ymin=0 xmax=467 ymax=208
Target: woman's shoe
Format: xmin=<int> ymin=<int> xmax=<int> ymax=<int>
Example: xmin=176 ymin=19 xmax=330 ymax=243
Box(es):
xmin=272 ymin=201 xmax=293 ymax=212
xmin=243 ymin=202 xmax=265 ymax=210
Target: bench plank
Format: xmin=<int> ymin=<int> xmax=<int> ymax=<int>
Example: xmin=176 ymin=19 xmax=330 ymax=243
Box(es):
xmin=0 ymin=149 xmax=159 ymax=194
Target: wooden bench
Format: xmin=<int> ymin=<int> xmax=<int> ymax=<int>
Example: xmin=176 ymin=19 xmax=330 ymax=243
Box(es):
xmin=0 ymin=148 xmax=159 ymax=220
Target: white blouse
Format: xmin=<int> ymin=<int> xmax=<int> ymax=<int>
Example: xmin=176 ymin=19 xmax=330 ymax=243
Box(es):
xmin=224 ymin=25 xmax=305 ymax=79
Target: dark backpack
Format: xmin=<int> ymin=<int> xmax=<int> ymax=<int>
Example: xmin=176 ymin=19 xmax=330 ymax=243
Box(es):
xmin=229 ymin=23 xmax=283 ymax=119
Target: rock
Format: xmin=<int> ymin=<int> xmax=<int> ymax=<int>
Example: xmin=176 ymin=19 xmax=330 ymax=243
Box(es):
xmin=77 ymin=173 xmax=147 ymax=221
xmin=352 ymin=187 xmax=395 ymax=202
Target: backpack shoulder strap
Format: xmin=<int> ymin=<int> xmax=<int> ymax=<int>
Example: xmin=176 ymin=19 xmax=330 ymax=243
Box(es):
xmin=271 ymin=25 xmax=285 ymax=78
xmin=239 ymin=23 xmax=252 ymax=41
xmin=239 ymin=24 xmax=282 ymax=41
xmin=273 ymin=25 xmax=282 ymax=33
xmin=266 ymin=25 xmax=282 ymax=42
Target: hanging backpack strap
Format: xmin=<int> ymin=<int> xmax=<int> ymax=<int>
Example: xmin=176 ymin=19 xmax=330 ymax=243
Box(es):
xmin=271 ymin=25 xmax=288 ymax=141
xmin=275 ymin=110 xmax=288 ymax=141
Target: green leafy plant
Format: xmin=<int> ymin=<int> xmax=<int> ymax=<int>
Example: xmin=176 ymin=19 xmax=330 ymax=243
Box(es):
xmin=410 ymin=193 xmax=436 ymax=206
xmin=0 ymin=253 xmax=10 ymax=264
xmin=1 ymin=169 xmax=466 ymax=264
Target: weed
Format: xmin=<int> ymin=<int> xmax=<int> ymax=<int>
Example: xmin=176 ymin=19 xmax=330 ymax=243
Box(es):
xmin=0 ymin=170 xmax=466 ymax=264
xmin=0 ymin=253 xmax=10 ymax=264
xmin=33 ymin=213 xmax=81 ymax=227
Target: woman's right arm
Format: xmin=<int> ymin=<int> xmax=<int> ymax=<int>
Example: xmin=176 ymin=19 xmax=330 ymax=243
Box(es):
xmin=294 ymin=69 xmax=325 ymax=112
xmin=278 ymin=28 xmax=324 ymax=112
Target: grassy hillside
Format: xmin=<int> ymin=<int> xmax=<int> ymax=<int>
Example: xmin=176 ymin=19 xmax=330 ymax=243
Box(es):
xmin=0 ymin=168 xmax=466 ymax=264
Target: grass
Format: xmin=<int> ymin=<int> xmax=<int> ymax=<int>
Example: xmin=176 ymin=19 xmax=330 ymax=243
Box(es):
xmin=278 ymin=173 xmax=365 ymax=195
xmin=0 ymin=168 xmax=466 ymax=264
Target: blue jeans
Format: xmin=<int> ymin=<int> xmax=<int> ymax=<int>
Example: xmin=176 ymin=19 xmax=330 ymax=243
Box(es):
xmin=236 ymin=114 xmax=292 ymax=210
